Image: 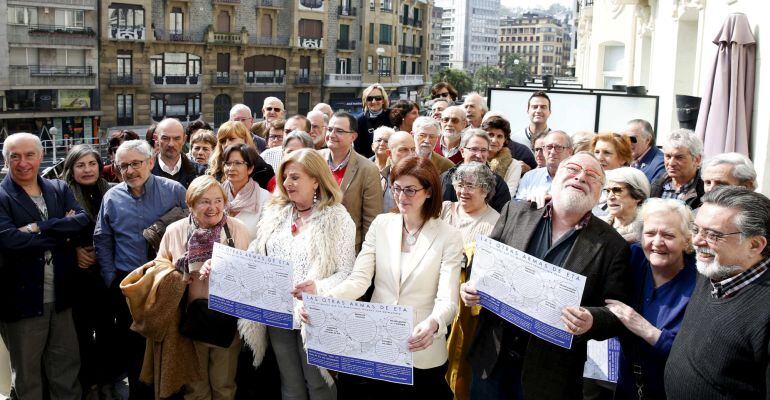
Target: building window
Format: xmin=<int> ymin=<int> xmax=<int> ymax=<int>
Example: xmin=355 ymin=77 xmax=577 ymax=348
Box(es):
xmin=336 ymin=58 xmax=351 ymax=74
xmin=55 ymin=9 xmax=85 ymax=28
xmin=298 ymin=92 xmax=311 ymax=115
xmin=151 ymin=93 xmax=201 ymax=120
xmin=108 ymin=4 xmax=145 ymax=40
xmin=244 ymin=55 xmax=286 ymax=84
xmin=170 ymin=7 xmax=183 ymax=35
xmin=400 ymin=60 xmax=406 ymax=75
xmin=150 ymin=53 xmax=201 ymax=84
xmin=8 ymin=7 xmax=37 ymax=25
xmin=117 ymin=51 xmax=132 ymax=76
xmin=379 ymin=24 xmax=392 ymax=45
xmin=300 ymin=56 xmax=311 ymax=78
xmin=378 ymin=56 xmax=391 ymax=76
xmin=298 ymin=19 xmax=323 ymax=39
xmin=369 ymin=23 xmax=374 ymax=44
xmin=217 ymin=53 xmax=230 ymax=77
xmin=367 ymin=56 xmax=373 ymax=74
xmin=117 ymin=94 xmax=133 ymax=125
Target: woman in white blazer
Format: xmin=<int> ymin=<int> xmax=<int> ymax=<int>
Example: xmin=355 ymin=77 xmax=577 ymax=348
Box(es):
xmin=325 ymin=155 xmax=464 ymax=400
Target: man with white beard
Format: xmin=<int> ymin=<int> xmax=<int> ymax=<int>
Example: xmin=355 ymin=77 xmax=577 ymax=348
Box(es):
xmin=461 ymin=152 xmax=631 ymax=399
xmin=412 ymin=116 xmax=454 ymax=174
xmin=665 ymin=186 xmax=770 ymax=399
xmin=435 ymin=106 xmax=467 ymax=164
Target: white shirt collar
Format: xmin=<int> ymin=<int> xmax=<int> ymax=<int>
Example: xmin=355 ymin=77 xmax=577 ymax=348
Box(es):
xmin=159 ymin=154 xmax=182 ymax=175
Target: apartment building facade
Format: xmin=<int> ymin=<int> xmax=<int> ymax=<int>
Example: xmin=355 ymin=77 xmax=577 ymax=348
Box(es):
xmin=436 ymin=0 xmax=499 ymax=73
xmin=499 ymin=12 xmax=568 ymax=76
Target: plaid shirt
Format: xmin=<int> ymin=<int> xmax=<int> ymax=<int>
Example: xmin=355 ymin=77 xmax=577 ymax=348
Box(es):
xmin=660 ymin=178 xmax=697 ymax=201
xmin=711 ymin=257 xmax=770 ymax=299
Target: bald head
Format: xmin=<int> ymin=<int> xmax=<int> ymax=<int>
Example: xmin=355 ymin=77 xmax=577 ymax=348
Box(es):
xmin=388 ymin=131 xmax=417 ymax=166
xmin=157 ymin=118 xmax=186 ymax=163
xmin=312 ymin=103 xmax=334 ymax=119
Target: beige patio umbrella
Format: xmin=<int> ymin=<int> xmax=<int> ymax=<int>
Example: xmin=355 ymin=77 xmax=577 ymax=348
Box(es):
xmin=695 ymin=13 xmax=756 ymax=157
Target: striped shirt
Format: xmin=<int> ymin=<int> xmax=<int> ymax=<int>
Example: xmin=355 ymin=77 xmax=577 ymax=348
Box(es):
xmin=710 ymin=257 xmax=770 ymax=299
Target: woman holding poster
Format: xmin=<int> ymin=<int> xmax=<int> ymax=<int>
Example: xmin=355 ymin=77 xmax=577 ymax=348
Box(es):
xmin=326 ymin=155 xmax=464 ymax=400
xmin=242 ymin=148 xmax=356 ymax=400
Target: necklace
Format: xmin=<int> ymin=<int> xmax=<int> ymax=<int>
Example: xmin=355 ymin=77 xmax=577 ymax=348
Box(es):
xmin=291 ymin=206 xmax=313 ymax=233
xmin=403 ymin=220 xmax=425 ymax=246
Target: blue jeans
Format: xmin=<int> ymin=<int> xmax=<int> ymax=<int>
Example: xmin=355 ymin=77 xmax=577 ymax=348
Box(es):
xmin=470 ymin=350 xmax=524 ymax=400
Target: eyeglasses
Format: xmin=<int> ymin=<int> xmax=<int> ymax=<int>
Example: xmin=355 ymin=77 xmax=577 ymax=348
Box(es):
xmin=463 ymin=147 xmax=489 ymax=154
xmin=441 ymin=117 xmax=463 ymax=124
xmin=416 ymin=132 xmax=440 ymax=140
xmin=326 ymin=127 xmax=353 ymax=135
xmin=268 ymin=135 xmax=284 ymax=141
xmin=392 ymin=185 xmax=425 ymax=197
xmin=366 ymin=96 xmax=384 ymax=102
xmin=117 ymin=159 xmax=147 ymax=172
xmin=224 ymin=160 xmax=249 ymax=168
xmin=373 ymin=138 xmax=389 ymax=144
xmin=604 ymin=186 xmax=625 ymax=196
xmin=563 ymin=162 xmax=603 ymax=184
xmin=543 ymin=144 xmax=568 ymax=153
xmin=264 ymin=107 xmax=282 ymax=112
xmin=453 ymin=182 xmax=480 ymax=192
xmin=691 ymin=225 xmax=743 ymax=245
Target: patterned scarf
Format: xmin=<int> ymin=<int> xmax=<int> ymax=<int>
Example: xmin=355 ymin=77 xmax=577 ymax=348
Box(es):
xmin=488 ymin=147 xmax=514 ymax=178
xmin=176 ymin=214 xmax=227 ymax=274
xmin=223 ymin=179 xmax=262 ymax=216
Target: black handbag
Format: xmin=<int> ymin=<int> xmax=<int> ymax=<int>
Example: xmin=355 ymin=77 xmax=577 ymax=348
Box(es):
xmin=179 ymin=222 xmax=238 ymax=348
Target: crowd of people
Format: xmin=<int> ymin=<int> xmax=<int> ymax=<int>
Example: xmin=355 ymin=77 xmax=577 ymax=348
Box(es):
xmin=0 ymin=82 xmax=768 ymax=400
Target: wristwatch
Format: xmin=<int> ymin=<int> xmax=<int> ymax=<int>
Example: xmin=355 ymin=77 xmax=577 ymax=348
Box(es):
xmin=25 ymin=223 xmax=36 ymax=233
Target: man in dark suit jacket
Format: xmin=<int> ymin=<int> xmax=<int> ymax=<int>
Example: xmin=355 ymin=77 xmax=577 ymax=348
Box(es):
xmin=461 ymin=153 xmax=631 ymax=400
xmin=0 ymin=133 xmax=90 ymax=399
xmin=151 ymin=118 xmax=205 ymax=188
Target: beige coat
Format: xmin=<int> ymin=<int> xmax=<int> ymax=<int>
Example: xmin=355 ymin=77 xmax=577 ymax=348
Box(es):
xmin=319 ymin=148 xmax=383 ymax=253
xmin=326 ymin=213 xmax=464 ymax=369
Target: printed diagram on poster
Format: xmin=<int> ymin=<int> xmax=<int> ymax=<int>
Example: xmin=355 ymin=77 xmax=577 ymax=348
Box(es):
xmin=208 ymin=243 xmax=294 ymax=329
xmin=303 ymin=294 xmax=414 ymax=385
xmin=584 ymin=338 xmax=620 ymax=383
xmin=470 ymin=235 xmax=587 ymax=349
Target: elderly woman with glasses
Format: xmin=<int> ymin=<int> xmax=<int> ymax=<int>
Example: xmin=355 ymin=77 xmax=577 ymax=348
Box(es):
xmin=602 ymin=167 xmax=651 ymax=243
xmin=323 ymin=155 xmax=463 ymax=400
xmin=441 ymin=162 xmax=500 ymax=400
xmin=239 ymin=148 xmax=356 ymax=400
xmin=605 ymin=198 xmax=697 ymax=400
xmin=221 ymin=144 xmax=271 ymax=240
xmin=355 ymin=84 xmax=392 ymax=158
xmin=370 ymin=126 xmax=396 ymax=172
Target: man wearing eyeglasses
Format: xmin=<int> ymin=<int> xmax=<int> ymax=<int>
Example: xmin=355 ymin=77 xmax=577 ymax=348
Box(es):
xmin=622 ymin=119 xmax=665 ymax=183
xmin=665 ymin=186 xmax=770 ymax=399
xmin=150 ymin=118 xmax=205 ymax=189
xmin=439 ymin=129 xmax=511 ymax=213
xmin=413 ymin=116 xmax=454 ymax=174
xmin=94 ymin=140 xmax=186 ymax=399
xmin=461 ymin=152 xmax=631 ymax=399
xmin=0 ymin=133 xmax=90 ymax=400
xmin=319 ymin=111 xmax=383 ymax=253
xmin=514 ymin=130 xmax=574 ymax=201
xmin=435 ymin=106 xmax=467 ymax=164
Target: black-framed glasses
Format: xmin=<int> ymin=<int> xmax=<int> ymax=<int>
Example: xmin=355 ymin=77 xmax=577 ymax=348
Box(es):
xmin=268 ymin=135 xmax=284 ymax=141
xmin=264 ymin=107 xmax=282 ymax=112
xmin=366 ymin=96 xmax=384 ymax=102
xmin=691 ymin=225 xmax=743 ymax=244
xmin=117 ymin=159 xmax=147 ymax=172
xmin=392 ymin=185 xmax=425 ymax=197
xmin=543 ymin=144 xmax=567 ymax=153
xmin=326 ymin=127 xmax=353 ymax=135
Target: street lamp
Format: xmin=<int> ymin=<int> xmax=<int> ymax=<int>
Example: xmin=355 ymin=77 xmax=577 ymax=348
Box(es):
xmin=376 ymin=47 xmax=385 ymax=83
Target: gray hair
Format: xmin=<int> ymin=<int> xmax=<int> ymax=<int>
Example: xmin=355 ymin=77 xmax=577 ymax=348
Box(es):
xmin=627 ymin=119 xmax=655 ymax=141
xmin=464 ymin=92 xmax=489 ymax=113
xmin=412 ymin=116 xmax=440 ymax=134
xmin=545 ymin=130 xmax=574 ymax=149
xmin=460 ymin=128 xmax=490 ymax=148
xmin=701 ymin=186 xmax=770 ymax=257
xmin=451 ymin=162 xmax=497 ymax=202
xmin=229 ymin=103 xmax=252 ymax=119
xmin=283 ymin=130 xmax=314 ymax=149
xmin=307 ymin=110 xmax=329 ymax=125
xmin=373 ymin=126 xmax=396 ymax=141
xmin=2 ymin=132 xmax=43 ymax=160
xmin=263 ymin=96 xmax=284 ymax=108
xmin=605 ymin=167 xmax=651 ymax=204
xmin=115 ymin=139 xmax=153 ymax=162
xmin=664 ymin=129 xmax=703 ymax=158
xmin=702 ymin=152 xmax=757 ymax=189
xmin=442 ymin=105 xmax=466 ymax=120
xmin=639 ymin=198 xmax=694 ymax=251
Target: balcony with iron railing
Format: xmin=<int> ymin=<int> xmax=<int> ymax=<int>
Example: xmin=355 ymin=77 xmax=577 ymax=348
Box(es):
xmin=398 ymin=74 xmax=424 ymax=86
xmin=108 ymin=25 xmax=146 ymax=41
xmin=337 ymin=40 xmax=356 ymax=51
xmin=260 ymin=0 xmax=280 ymax=7
xmin=249 ymin=34 xmax=291 ymax=46
xmin=297 ymin=37 xmax=323 ymax=49
xmin=380 ymin=4 xmax=393 ymax=12
xmin=28 ymin=25 xmax=96 ymax=36
xmin=338 ymin=6 xmax=357 ymax=17
xmin=151 ymin=75 xmax=202 ymax=87
xmin=324 ymin=74 xmax=362 ymax=87
xmin=107 ymin=72 xmax=143 ymax=87
xmin=8 ymin=24 xmax=97 ymax=46
xmin=212 ymin=0 xmax=240 ymax=4
xmin=9 ymin=65 xmax=96 ymax=87
xmin=293 ymin=74 xmax=322 ymax=85
xmin=244 ymin=73 xmax=285 ymax=86
xmin=412 ymin=19 xmax=423 ymax=28
xmin=10 ymin=0 xmax=97 ymax=9
xmin=210 ymin=72 xmax=241 ymax=86
xmin=398 ymin=45 xmax=421 ymax=55
xmin=154 ymin=28 xmax=198 ymax=42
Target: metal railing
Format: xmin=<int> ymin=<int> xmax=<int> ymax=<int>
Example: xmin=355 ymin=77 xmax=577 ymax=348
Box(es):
xmin=210 ymin=72 xmax=241 ymax=85
xmin=28 ymin=25 xmax=96 ymax=35
xmin=152 ymin=75 xmax=201 ymax=85
xmin=0 ymin=137 xmax=107 ymax=173
xmin=8 ymin=25 xmax=97 ymax=46
xmin=398 ymin=45 xmax=421 ymax=55
xmin=260 ymin=0 xmax=278 ymax=6
xmin=27 ymin=65 xmax=93 ymax=76
xmin=337 ymin=40 xmax=356 ymax=50
xmin=12 ymin=0 xmax=97 ymax=8
xmin=249 ymin=35 xmax=291 ymax=46
xmin=294 ymin=74 xmax=322 ymax=85
xmin=244 ymin=75 xmax=285 ymax=85
xmin=338 ymin=6 xmax=357 ymax=16
xmin=108 ymin=73 xmax=143 ymax=86
xmin=154 ymin=28 xmax=197 ymax=42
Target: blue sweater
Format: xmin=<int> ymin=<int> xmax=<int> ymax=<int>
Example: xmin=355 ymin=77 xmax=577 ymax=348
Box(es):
xmin=615 ymin=244 xmax=696 ymax=399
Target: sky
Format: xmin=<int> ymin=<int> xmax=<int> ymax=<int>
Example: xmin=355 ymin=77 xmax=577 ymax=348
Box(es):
xmin=500 ymin=0 xmax=572 ymax=9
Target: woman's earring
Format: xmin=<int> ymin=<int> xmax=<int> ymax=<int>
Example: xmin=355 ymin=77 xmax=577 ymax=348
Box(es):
xmin=313 ymin=189 xmax=318 ymax=205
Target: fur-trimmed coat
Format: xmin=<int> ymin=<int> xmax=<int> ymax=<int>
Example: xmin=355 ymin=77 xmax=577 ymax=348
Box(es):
xmin=238 ymin=202 xmax=356 ymax=378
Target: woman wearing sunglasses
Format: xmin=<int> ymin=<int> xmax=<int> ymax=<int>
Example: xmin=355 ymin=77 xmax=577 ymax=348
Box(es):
xmin=324 ymin=155 xmax=463 ymax=400
xmin=431 ymin=82 xmax=458 ymax=103
xmin=355 ymin=84 xmax=392 ymax=159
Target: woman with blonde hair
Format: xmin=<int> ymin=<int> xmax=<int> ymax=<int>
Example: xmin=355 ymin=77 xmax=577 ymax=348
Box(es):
xmin=208 ymin=121 xmax=274 ymax=189
xmin=240 ymin=148 xmax=356 ymax=400
xmin=355 ymin=83 xmax=392 ymax=158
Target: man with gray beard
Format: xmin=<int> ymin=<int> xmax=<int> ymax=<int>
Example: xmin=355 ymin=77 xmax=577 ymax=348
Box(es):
xmin=665 ymin=186 xmax=770 ymax=399
xmin=461 ymin=152 xmax=631 ymax=399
